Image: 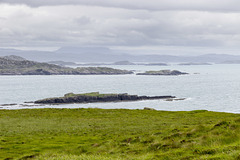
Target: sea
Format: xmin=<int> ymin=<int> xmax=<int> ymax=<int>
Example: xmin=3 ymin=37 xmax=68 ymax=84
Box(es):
xmin=1 ymin=64 xmax=240 ymax=113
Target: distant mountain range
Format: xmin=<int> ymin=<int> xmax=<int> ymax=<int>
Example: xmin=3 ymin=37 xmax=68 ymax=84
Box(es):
xmin=0 ymin=47 xmax=240 ymax=63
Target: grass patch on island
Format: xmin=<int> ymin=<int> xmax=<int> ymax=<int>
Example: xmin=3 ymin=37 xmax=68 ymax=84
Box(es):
xmin=64 ymin=92 xmax=117 ymax=98
xmin=0 ymin=108 xmax=240 ymax=159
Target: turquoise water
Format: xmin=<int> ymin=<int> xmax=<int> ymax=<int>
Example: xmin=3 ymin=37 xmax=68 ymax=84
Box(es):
xmin=1 ymin=64 xmax=240 ymax=113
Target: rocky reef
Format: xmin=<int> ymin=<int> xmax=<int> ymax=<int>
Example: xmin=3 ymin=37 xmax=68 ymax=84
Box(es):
xmin=137 ymin=70 xmax=188 ymax=75
xmin=35 ymin=92 xmax=175 ymax=104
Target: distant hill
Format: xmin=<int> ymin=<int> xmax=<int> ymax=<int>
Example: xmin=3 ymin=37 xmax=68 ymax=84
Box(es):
xmin=1 ymin=47 xmax=240 ymax=63
xmin=0 ymin=56 xmax=133 ymax=75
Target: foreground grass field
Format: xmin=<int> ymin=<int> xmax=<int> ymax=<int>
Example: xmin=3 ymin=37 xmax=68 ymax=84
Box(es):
xmin=0 ymin=108 xmax=240 ymax=160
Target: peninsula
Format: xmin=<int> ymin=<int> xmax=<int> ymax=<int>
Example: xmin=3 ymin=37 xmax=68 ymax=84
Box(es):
xmin=35 ymin=92 xmax=175 ymax=104
xmin=0 ymin=55 xmax=133 ymax=75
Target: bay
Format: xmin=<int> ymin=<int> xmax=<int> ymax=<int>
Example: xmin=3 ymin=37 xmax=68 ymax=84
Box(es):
xmin=1 ymin=64 xmax=240 ymax=113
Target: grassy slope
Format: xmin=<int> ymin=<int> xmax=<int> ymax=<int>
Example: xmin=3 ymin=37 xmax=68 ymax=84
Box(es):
xmin=0 ymin=109 xmax=240 ymax=160
xmin=64 ymin=92 xmax=117 ymax=97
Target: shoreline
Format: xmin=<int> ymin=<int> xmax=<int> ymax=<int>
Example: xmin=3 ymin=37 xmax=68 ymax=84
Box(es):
xmin=1 ymin=104 xmax=240 ymax=114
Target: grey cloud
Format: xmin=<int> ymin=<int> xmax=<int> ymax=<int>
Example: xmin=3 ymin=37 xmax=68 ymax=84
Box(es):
xmin=1 ymin=2 xmax=240 ymax=54
xmin=1 ymin=0 xmax=240 ymax=12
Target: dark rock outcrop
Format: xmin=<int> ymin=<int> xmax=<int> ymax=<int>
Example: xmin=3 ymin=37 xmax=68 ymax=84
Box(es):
xmin=144 ymin=107 xmax=156 ymax=110
xmin=35 ymin=92 xmax=175 ymax=104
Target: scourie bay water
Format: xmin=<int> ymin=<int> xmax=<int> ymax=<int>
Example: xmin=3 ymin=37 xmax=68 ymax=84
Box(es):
xmin=1 ymin=64 xmax=240 ymax=113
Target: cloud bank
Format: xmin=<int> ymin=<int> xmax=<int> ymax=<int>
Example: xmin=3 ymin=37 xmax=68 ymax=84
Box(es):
xmin=1 ymin=0 xmax=240 ymax=54
xmin=1 ymin=0 xmax=240 ymax=12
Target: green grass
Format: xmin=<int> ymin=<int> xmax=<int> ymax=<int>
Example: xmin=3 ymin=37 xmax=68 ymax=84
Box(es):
xmin=0 ymin=108 xmax=240 ymax=160
xmin=64 ymin=92 xmax=117 ymax=97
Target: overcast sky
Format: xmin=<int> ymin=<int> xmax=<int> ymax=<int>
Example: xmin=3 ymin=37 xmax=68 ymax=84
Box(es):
xmin=1 ymin=0 xmax=240 ymax=55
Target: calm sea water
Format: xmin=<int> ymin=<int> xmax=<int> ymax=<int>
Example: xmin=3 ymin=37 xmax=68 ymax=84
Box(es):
xmin=1 ymin=64 xmax=240 ymax=113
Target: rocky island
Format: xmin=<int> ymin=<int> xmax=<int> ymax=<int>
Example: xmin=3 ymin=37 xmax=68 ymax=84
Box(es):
xmin=178 ymin=62 xmax=211 ymax=65
xmin=219 ymin=60 xmax=240 ymax=64
xmin=35 ymin=92 xmax=175 ymax=104
xmin=112 ymin=60 xmax=135 ymax=65
xmin=137 ymin=70 xmax=188 ymax=75
xmin=0 ymin=55 xmax=133 ymax=75
xmin=144 ymin=63 xmax=168 ymax=66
